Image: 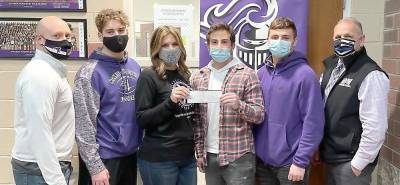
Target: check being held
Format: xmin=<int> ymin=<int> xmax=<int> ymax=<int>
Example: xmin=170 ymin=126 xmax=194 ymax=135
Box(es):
xmin=187 ymin=90 xmax=222 ymax=103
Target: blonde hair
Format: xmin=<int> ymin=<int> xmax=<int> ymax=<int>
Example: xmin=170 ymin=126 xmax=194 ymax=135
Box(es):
xmin=150 ymin=26 xmax=191 ymax=80
xmin=95 ymin=9 xmax=129 ymax=32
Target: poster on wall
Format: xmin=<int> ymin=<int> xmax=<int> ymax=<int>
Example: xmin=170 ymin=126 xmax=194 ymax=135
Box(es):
xmin=0 ymin=0 xmax=86 ymax=12
xmin=200 ymin=0 xmax=309 ymax=70
xmin=0 ymin=18 xmax=88 ymax=59
xmin=154 ymin=4 xmax=194 ymax=57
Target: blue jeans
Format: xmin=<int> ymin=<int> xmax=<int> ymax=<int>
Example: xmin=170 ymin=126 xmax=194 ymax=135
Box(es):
xmin=13 ymin=164 xmax=72 ymax=185
xmin=206 ymin=153 xmax=255 ymax=185
xmin=138 ymin=158 xmax=197 ymax=185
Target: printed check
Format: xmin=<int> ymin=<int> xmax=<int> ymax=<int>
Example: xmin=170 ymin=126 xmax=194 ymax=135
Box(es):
xmin=187 ymin=90 xmax=222 ymax=103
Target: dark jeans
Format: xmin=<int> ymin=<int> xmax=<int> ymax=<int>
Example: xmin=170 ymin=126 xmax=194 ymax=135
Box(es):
xmin=256 ymin=158 xmax=306 ymax=185
xmin=205 ymin=153 xmax=256 ymax=185
xmin=138 ymin=157 xmax=197 ymax=185
xmin=13 ymin=162 xmax=72 ymax=185
xmin=78 ymin=152 xmax=137 ymax=185
xmin=326 ymin=161 xmax=376 ymax=185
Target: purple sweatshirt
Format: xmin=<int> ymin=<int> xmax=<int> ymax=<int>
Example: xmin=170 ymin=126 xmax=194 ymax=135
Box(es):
xmin=254 ymin=51 xmax=324 ymax=168
xmin=74 ymin=49 xmax=142 ymax=175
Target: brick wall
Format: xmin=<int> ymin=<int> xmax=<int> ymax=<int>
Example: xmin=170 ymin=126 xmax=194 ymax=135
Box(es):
xmin=376 ymin=0 xmax=400 ymax=184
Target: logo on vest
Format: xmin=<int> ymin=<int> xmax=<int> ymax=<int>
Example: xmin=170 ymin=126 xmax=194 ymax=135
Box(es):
xmin=339 ymin=78 xmax=353 ymax=88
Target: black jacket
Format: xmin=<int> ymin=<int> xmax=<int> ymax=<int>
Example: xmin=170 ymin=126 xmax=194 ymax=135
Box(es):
xmin=320 ymin=47 xmax=387 ymax=164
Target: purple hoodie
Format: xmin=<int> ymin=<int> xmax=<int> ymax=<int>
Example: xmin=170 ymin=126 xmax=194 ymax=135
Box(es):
xmin=254 ymin=51 xmax=324 ymax=168
xmin=74 ymin=49 xmax=142 ymax=175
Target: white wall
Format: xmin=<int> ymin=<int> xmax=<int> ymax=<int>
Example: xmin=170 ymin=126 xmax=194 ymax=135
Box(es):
xmin=130 ymin=0 xmax=200 ymax=68
xmin=344 ymin=0 xmax=385 ymax=66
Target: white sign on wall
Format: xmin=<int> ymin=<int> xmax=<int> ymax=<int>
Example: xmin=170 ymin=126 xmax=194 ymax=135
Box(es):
xmin=154 ymin=4 xmax=194 ymax=56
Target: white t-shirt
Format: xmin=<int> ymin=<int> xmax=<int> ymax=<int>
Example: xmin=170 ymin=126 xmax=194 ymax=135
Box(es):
xmin=206 ymin=58 xmax=240 ymax=153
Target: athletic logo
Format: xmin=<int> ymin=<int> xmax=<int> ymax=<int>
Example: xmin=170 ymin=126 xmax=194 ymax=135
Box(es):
xmin=109 ymin=69 xmax=138 ymax=102
xmin=200 ymin=0 xmax=279 ymax=70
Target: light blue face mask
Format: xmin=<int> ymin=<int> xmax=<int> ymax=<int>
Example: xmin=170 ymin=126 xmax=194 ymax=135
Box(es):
xmin=209 ymin=48 xmax=231 ymax=63
xmin=268 ymin=39 xmax=292 ymax=57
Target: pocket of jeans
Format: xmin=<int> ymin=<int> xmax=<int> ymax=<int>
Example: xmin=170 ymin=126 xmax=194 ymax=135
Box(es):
xmin=12 ymin=171 xmax=28 ymax=185
xmin=63 ymin=164 xmax=73 ymax=185
xmin=27 ymin=175 xmax=47 ymax=185
xmin=346 ymin=162 xmax=359 ymax=177
xmin=230 ymin=153 xmax=255 ymax=170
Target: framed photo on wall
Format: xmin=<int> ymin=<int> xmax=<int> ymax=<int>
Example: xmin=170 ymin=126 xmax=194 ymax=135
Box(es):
xmin=0 ymin=18 xmax=88 ymax=59
xmin=0 ymin=0 xmax=86 ymax=12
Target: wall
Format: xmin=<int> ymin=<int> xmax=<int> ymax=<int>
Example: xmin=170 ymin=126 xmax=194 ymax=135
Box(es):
xmin=131 ymin=0 xmax=200 ymax=67
xmin=346 ymin=0 xmax=385 ymax=66
xmin=377 ymin=0 xmax=400 ymax=184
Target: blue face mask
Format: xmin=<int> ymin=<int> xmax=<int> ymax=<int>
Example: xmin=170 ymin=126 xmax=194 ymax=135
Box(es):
xmin=268 ymin=39 xmax=292 ymax=57
xmin=209 ymin=48 xmax=231 ymax=63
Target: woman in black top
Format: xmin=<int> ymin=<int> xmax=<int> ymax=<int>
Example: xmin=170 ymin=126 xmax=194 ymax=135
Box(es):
xmin=135 ymin=25 xmax=196 ymax=185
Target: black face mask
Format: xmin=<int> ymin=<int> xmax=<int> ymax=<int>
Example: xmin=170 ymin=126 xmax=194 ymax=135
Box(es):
xmin=43 ymin=39 xmax=72 ymax=60
xmin=103 ymin=35 xmax=129 ymax=53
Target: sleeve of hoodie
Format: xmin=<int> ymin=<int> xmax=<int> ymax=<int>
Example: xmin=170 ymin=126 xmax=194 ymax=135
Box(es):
xmin=73 ymin=62 xmax=106 ymax=176
xmin=135 ymin=69 xmax=180 ymax=129
xmin=293 ymin=69 xmax=325 ymax=168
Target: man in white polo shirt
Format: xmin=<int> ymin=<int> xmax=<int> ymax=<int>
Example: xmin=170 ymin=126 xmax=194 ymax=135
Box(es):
xmin=11 ymin=16 xmax=75 ymax=185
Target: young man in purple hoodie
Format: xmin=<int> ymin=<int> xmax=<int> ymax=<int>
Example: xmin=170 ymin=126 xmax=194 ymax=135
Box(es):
xmin=253 ymin=17 xmax=325 ymax=185
xmin=73 ymin=9 xmax=142 ymax=185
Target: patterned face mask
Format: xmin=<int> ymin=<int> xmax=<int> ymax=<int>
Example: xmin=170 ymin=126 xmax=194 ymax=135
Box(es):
xmin=334 ymin=38 xmax=356 ymax=57
xmin=43 ymin=38 xmax=72 ymax=60
xmin=159 ymin=47 xmax=181 ymax=64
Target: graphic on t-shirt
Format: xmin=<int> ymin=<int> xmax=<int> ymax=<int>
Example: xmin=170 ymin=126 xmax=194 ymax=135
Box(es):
xmin=171 ymin=80 xmax=195 ymax=117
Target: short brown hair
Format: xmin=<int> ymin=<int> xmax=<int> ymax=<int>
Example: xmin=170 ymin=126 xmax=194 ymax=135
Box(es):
xmin=95 ymin=9 xmax=129 ymax=32
xmin=269 ymin=17 xmax=297 ymax=38
xmin=206 ymin=23 xmax=235 ymax=45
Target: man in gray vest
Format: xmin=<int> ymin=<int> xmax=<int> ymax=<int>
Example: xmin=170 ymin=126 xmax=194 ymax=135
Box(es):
xmin=320 ymin=17 xmax=389 ymax=185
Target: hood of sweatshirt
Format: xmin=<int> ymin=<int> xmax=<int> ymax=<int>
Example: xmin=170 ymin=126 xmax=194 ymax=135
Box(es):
xmin=264 ymin=51 xmax=308 ymax=74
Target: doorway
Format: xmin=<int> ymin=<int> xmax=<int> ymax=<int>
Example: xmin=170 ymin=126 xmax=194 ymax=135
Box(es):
xmin=307 ymin=0 xmax=343 ymax=185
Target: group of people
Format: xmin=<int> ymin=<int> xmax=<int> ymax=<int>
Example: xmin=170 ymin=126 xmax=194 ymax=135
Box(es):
xmin=10 ymin=8 xmax=388 ymax=185
xmin=0 ymin=21 xmax=79 ymax=53
xmin=0 ymin=22 xmax=36 ymax=50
